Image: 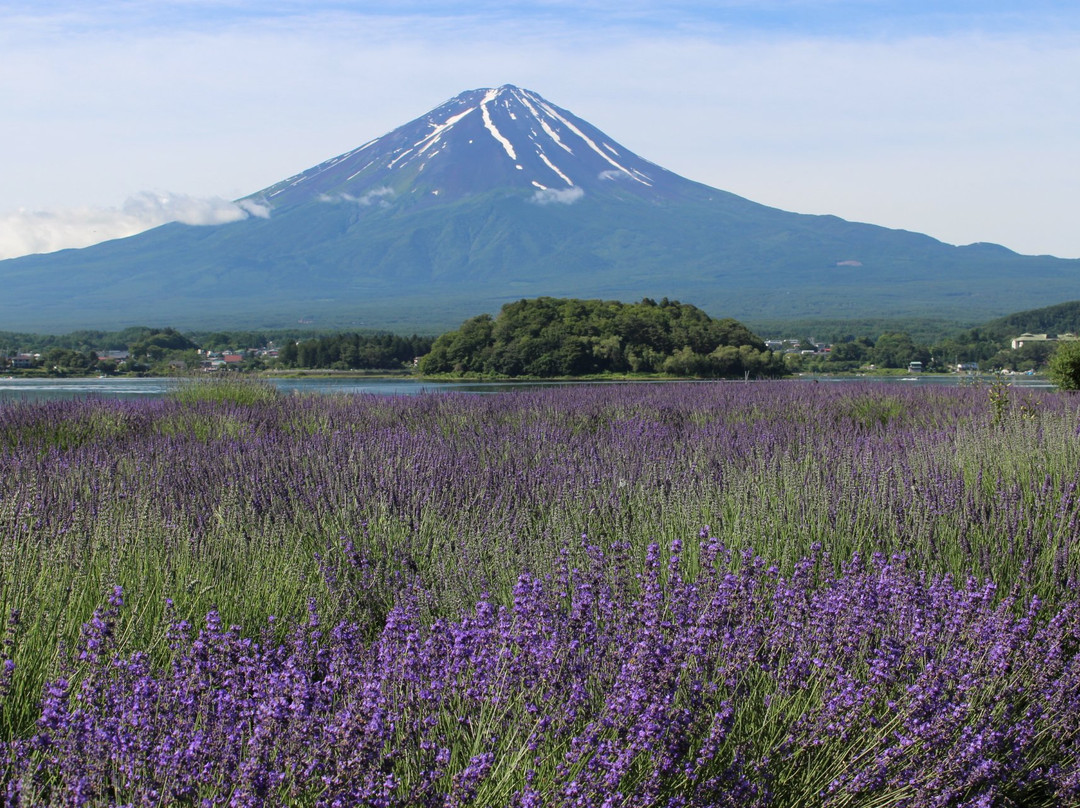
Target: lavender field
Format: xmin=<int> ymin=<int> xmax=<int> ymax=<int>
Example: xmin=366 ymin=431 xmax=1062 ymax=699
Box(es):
xmin=1 ymin=380 xmax=1079 ymax=807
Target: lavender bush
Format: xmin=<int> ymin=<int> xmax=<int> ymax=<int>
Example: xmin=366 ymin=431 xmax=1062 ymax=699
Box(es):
xmin=1 ymin=382 xmax=1079 ymax=805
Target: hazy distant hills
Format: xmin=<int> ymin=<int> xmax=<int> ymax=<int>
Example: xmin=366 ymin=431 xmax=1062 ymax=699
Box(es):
xmin=2 ymin=85 xmax=1077 ymax=334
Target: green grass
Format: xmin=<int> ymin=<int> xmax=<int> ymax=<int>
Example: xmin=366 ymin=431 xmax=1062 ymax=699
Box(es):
xmin=168 ymin=373 xmax=282 ymax=406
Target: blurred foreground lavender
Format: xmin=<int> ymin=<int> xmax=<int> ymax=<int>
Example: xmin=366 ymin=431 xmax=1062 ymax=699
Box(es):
xmin=1 ymin=382 xmax=1079 ymax=805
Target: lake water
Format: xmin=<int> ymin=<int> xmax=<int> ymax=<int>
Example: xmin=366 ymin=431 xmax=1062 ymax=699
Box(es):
xmin=0 ymin=373 xmax=1054 ymax=402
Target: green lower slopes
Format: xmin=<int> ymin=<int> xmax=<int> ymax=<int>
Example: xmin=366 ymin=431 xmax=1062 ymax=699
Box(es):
xmin=1 ymin=190 xmax=1077 ymax=333
xmin=985 ymin=300 xmax=1080 ymax=337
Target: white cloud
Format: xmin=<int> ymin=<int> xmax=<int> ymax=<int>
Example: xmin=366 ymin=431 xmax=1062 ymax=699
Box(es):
xmin=319 ymin=187 xmax=395 ymax=207
xmin=0 ymin=192 xmax=270 ymax=260
xmin=531 ymin=187 xmax=586 ymax=205
xmin=236 ymin=199 xmax=272 ymax=219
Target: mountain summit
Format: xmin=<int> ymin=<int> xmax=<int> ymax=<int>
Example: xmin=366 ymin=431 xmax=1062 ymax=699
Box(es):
xmin=255 ymin=85 xmax=718 ymax=210
xmin=1 ymin=86 xmax=1077 ymax=333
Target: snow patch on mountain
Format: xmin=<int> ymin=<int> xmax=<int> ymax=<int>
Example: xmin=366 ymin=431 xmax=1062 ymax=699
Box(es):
xmin=346 ymin=161 xmax=378 ymax=182
xmin=517 ymin=92 xmax=574 ymax=155
xmin=388 ymin=149 xmax=415 ymax=169
xmin=481 ymin=89 xmax=517 ymax=161
xmin=538 ymin=151 xmax=574 ymax=186
xmin=416 ymin=107 xmax=476 ymax=155
xmin=538 ymin=101 xmax=651 ymax=186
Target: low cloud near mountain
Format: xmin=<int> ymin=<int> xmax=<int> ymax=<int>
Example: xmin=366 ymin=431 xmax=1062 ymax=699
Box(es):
xmin=0 ymin=192 xmax=269 ymax=260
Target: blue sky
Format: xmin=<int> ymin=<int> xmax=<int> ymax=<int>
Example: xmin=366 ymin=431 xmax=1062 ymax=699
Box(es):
xmin=2 ymin=1 xmax=1078 ymax=260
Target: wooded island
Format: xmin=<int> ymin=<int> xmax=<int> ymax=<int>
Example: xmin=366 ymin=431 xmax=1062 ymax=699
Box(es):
xmin=416 ymin=297 xmax=785 ymax=378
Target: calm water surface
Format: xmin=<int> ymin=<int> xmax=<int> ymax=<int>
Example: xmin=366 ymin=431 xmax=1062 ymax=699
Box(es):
xmin=0 ymin=374 xmax=1054 ymax=402
xmin=0 ymin=377 xmax=641 ymax=402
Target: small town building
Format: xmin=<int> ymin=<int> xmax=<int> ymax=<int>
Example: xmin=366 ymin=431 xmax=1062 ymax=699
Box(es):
xmin=1011 ymin=332 xmax=1080 ymax=350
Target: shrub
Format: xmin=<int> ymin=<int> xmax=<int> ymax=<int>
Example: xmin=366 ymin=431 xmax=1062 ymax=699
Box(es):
xmin=169 ymin=373 xmax=281 ymax=406
xmin=1047 ymin=340 xmax=1080 ymax=390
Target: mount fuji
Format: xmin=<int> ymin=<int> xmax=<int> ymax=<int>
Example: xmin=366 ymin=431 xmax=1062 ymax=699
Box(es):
xmin=2 ymin=85 xmax=1077 ymax=333
xmin=257 ymin=85 xmax=722 ymax=208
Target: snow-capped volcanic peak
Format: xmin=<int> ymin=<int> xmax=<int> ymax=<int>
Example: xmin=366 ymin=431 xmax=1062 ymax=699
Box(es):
xmin=255 ymin=85 xmax=694 ymax=209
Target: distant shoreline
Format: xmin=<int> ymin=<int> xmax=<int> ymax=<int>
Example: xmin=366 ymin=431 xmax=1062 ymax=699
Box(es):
xmin=1 ymin=368 xmax=1049 ymax=383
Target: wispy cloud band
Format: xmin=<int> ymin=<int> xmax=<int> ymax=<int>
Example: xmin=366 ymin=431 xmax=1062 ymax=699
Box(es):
xmin=0 ymin=192 xmax=269 ymax=260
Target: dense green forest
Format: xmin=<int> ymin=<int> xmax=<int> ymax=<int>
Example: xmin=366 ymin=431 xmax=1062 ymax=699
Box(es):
xmin=0 ymin=327 xmax=342 ymax=356
xmin=752 ymin=304 xmax=1075 ymax=348
xmin=276 ymin=333 xmax=435 ymax=370
xmin=417 ymin=297 xmax=785 ymax=378
xmin=748 ymin=316 xmax=972 ymax=346
xmin=0 ymin=326 xmax=160 ymax=355
xmin=983 ymin=300 xmax=1080 ymax=337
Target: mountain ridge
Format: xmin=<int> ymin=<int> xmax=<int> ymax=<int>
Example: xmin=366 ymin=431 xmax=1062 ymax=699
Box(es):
xmin=252 ymin=85 xmax=726 ymax=210
xmin=1 ymin=85 xmax=1077 ymax=333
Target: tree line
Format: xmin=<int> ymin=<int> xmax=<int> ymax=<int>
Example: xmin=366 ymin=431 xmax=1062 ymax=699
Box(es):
xmin=277 ymin=333 xmax=435 ymax=370
xmin=3 ymin=327 xmax=433 ymax=374
xmin=787 ymin=299 xmax=1080 ymax=373
xmin=418 ymin=297 xmax=785 ymax=378
xmin=796 ymin=328 xmax=1063 ymax=373
xmin=7 ymin=298 xmax=1080 ymax=377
